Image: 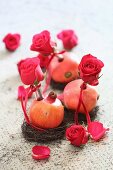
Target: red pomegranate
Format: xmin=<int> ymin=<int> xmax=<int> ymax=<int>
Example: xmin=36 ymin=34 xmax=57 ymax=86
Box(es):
xmin=58 ymin=79 xmax=99 ymax=114
xmin=49 ymin=52 xmax=79 ymax=83
xmin=29 ymin=92 xmax=64 ymax=129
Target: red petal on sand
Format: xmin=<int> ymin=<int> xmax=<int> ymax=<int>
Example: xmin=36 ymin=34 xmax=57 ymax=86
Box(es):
xmin=87 ymin=121 xmax=109 ymax=141
xmin=32 ymin=146 xmax=50 ymax=160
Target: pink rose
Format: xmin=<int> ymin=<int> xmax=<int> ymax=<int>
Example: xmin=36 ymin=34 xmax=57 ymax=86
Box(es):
xmin=57 ymin=29 xmax=78 ymax=50
xmin=78 ymin=54 xmax=104 ymax=86
xmin=3 ymin=33 xmax=21 ymax=51
xmin=66 ymin=125 xmax=88 ymax=147
xmin=17 ymin=57 xmax=44 ymax=85
xmin=30 ymin=30 xmax=54 ymax=56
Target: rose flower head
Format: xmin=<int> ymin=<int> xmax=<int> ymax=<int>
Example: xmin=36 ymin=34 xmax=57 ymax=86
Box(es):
xmin=57 ymin=29 xmax=78 ymax=50
xmin=3 ymin=33 xmax=21 ymax=51
xmin=78 ymin=54 xmax=104 ymax=86
xmin=17 ymin=57 xmax=44 ymax=85
xmin=30 ymin=30 xmax=54 ymax=56
xmin=66 ymin=125 xmax=88 ymax=147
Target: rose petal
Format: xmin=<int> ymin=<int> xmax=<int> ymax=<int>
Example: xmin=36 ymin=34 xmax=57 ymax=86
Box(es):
xmin=71 ymin=131 xmax=84 ymax=147
xmin=87 ymin=121 xmax=109 ymax=141
xmin=35 ymin=65 xmax=44 ymax=82
xmin=38 ymin=54 xmax=51 ymax=68
xmin=17 ymin=86 xmax=26 ymax=100
xmin=17 ymin=86 xmax=33 ymax=100
xmin=82 ymin=132 xmax=89 ymax=144
xmin=66 ymin=125 xmax=88 ymax=147
xmin=43 ymin=71 xmax=51 ymax=94
xmin=32 ymin=146 xmax=50 ymax=160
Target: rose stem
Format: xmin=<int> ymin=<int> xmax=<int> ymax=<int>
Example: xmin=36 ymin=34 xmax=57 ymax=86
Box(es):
xmin=57 ymin=54 xmax=64 ymax=62
xmin=74 ymin=83 xmax=87 ymax=124
xmin=46 ymin=91 xmax=57 ymax=104
xmin=42 ymin=54 xmax=55 ymax=95
xmin=81 ymin=100 xmax=91 ymax=125
xmin=35 ymin=90 xmax=38 ymax=100
xmin=74 ymin=86 xmax=83 ymax=124
xmin=37 ymin=88 xmax=43 ymax=100
xmin=80 ymin=83 xmax=91 ymax=124
xmin=42 ymin=71 xmax=51 ymax=95
xmin=47 ymin=53 xmax=55 ymax=67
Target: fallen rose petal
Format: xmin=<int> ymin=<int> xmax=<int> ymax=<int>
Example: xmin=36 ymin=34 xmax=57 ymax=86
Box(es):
xmin=32 ymin=146 xmax=50 ymax=160
xmin=87 ymin=121 xmax=109 ymax=141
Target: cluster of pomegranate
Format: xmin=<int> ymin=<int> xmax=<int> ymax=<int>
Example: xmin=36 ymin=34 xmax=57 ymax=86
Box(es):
xmin=15 ymin=29 xmax=108 ymax=160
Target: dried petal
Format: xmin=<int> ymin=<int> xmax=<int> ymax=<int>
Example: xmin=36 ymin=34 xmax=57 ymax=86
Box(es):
xmin=32 ymin=146 xmax=50 ymax=160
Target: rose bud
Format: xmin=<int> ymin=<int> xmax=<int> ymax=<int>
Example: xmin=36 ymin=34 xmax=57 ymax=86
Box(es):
xmin=30 ymin=30 xmax=54 ymax=56
xmin=58 ymin=79 xmax=98 ymax=114
xmin=78 ymin=54 xmax=104 ymax=86
xmin=3 ymin=33 xmax=21 ymax=51
xmin=48 ymin=52 xmax=79 ymax=83
xmin=17 ymin=57 xmax=44 ymax=85
xmin=57 ymin=29 xmax=78 ymax=50
xmin=66 ymin=125 xmax=88 ymax=147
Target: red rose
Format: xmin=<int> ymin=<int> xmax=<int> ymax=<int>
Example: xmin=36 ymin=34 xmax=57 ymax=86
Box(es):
xmin=38 ymin=54 xmax=51 ymax=68
xmin=30 ymin=30 xmax=54 ymax=56
xmin=78 ymin=54 xmax=104 ymax=86
xmin=66 ymin=125 xmax=88 ymax=147
xmin=57 ymin=29 xmax=78 ymax=50
xmin=3 ymin=33 xmax=21 ymax=51
xmin=17 ymin=57 xmax=44 ymax=85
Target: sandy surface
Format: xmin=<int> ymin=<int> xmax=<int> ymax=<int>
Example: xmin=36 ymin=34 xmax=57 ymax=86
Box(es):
xmin=0 ymin=0 xmax=113 ymax=169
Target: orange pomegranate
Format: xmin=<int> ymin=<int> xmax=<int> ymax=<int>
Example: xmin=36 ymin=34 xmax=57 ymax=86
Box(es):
xmin=29 ymin=92 xmax=64 ymax=129
xmin=49 ymin=52 xmax=79 ymax=83
xmin=60 ymin=79 xmax=98 ymax=114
